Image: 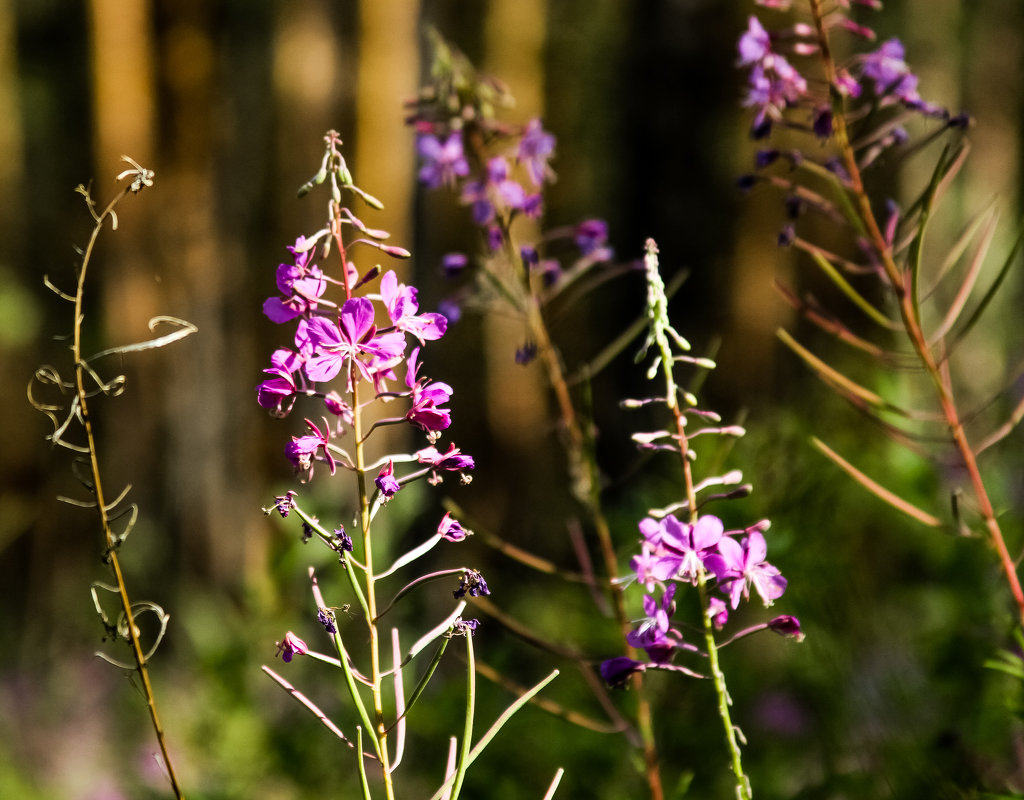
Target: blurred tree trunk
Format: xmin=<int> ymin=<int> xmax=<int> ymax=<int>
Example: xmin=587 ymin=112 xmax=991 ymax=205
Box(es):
xmin=354 ymin=0 xmax=419 ymax=253
xmin=155 ymin=0 xmax=242 ymax=585
xmin=87 ymin=0 xmax=160 ymax=341
xmin=482 ymin=0 xmax=547 ymax=456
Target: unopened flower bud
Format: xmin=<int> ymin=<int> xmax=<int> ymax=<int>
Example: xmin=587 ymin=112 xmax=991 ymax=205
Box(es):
xmin=768 ymin=615 xmax=804 ymax=641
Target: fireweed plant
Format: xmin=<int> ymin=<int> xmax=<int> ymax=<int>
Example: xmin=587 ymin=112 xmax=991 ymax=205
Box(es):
xmin=257 ymin=131 xmax=561 ymax=800
xmin=597 ymin=240 xmax=802 ymax=800
xmin=406 ymin=33 xmax=670 ymax=798
xmin=737 ymin=2 xmax=1024 ymax=626
xmin=28 ymin=158 xmax=195 ymax=798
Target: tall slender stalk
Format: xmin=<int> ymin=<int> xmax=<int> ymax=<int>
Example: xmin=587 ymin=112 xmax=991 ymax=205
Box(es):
xmin=71 ymin=166 xmax=185 ymax=798
xmin=807 ymin=0 xmax=1024 ymax=626
xmin=646 ymin=239 xmax=750 ymax=798
xmin=465 ymin=133 xmax=666 ymax=800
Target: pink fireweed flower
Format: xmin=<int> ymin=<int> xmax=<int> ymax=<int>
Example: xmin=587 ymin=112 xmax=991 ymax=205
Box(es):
xmin=276 ymin=631 xmax=308 ymax=662
xmin=574 ymin=218 xmax=612 ymax=260
xmin=285 ymin=418 xmax=336 ymax=478
xmin=708 ymin=596 xmax=730 ymax=630
xmin=375 ymin=459 xmax=401 ymax=498
xmin=705 ymin=531 xmax=787 ymax=609
xmin=738 ymin=16 xmax=772 ymax=66
xmin=257 ymin=347 xmax=304 ymax=417
xmin=379 ymin=270 xmax=448 ymax=344
xmin=257 ymin=366 xmax=297 ymax=417
xmin=859 ymin=39 xmax=919 ymax=102
xmin=743 ymin=56 xmax=808 ymax=131
xmin=631 ymin=514 xmax=725 ymax=589
xmin=416 ymin=442 xmax=475 ymax=485
xmin=517 ymin=118 xmax=556 ymax=187
xmin=626 ymin=584 xmax=681 ymax=664
xmin=304 ymin=297 xmax=407 ymax=387
xmin=263 ymin=245 xmax=328 ymax=324
xmin=404 ymin=347 xmax=453 ymax=434
xmin=437 ymin=511 xmax=469 ymax=542
xmin=417 ymin=132 xmax=470 ymax=189
xmin=461 ymin=157 xmax=528 ymax=225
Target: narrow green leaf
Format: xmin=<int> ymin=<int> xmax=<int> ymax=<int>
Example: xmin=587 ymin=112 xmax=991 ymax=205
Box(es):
xmin=812 ymin=437 xmax=941 ymax=527
xmin=922 ymin=200 xmax=997 ymax=297
xmin=948 ymin=222 xmax=1024 ymax=352
xmin=774 ymin=281 xmax=885 ymax=357
xmin=355 ymin=727 xmax=373 ymax=800
xmin=906 ymin=145 xmax=951 ymax=311
xmin=777 ymin=328 xmax=898 ymax=413
xmin=798 ymin=158 xmax=866 ymax=236
xmin=929 ymin=207 xmax=998 ymax=344
xmin=428 ymin=669 xmax=560 ymax=800
xmin=801 ymin=245 xmax=896 ymax=328
xmin=386 ymin=636 xmax=449 ymax=735
xmin=448 ymin=634 xmax=476 ymax=800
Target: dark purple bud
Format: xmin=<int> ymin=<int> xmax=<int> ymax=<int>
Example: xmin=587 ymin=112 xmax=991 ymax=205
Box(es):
xmin=441 ymin=252 xmax=468 ymax=278
xmin=751 ymin=118 xmax=773 ymax=139
xmin=768 ymin=615 xmax=804 ymax=641
xmin=486 ymin=226 xmax=503 ymax=251
xmin=784 ymin=195 xmax=803 ymax=219
xmin=755 ymin=149 xmax=780 ymax=168
xmin=736 ymin=174 xmax=757 ymax=192
xmin=539 ymin=259 xmax=561 ymax=286
xmin=515 ymin=342 xmax=538 ymax=365
xmin=948 ymin=112 xmax=971 ymax=129
xmin=600 ymin=656 xmax=646 ymax=688
xmin=813 ymin=108 xmax=833 ymax=139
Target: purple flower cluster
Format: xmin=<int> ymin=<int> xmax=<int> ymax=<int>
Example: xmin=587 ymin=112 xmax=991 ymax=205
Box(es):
xmin=601 ymin=512 xmax=794 ymax=685
xmin=738 ymin=4 xmax=960 ymax=142
xmin=737 ymin=3 xmax=968 ymax=251
xmin=406 ymin=42 xmax=614 ymax=351
xmin=257 ymin=228 xmax=472 ymax=487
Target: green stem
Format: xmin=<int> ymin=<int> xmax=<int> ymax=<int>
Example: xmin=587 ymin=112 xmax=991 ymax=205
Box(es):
xmin=344 ymin=211 xmax=394 ymax=798
xmin=698 ymin=574 xmax=751 ymax=800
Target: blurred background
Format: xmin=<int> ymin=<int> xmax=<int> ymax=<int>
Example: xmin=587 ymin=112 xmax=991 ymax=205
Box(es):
xmin=2 ymin=0 xmax=1024 ymax=798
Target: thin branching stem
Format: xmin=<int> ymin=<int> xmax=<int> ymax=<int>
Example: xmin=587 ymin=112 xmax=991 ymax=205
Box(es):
xmin=73 ymin=177 xmax=185 ymax=798
xmin=465 ymin=130 xmax=665 ymax=798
